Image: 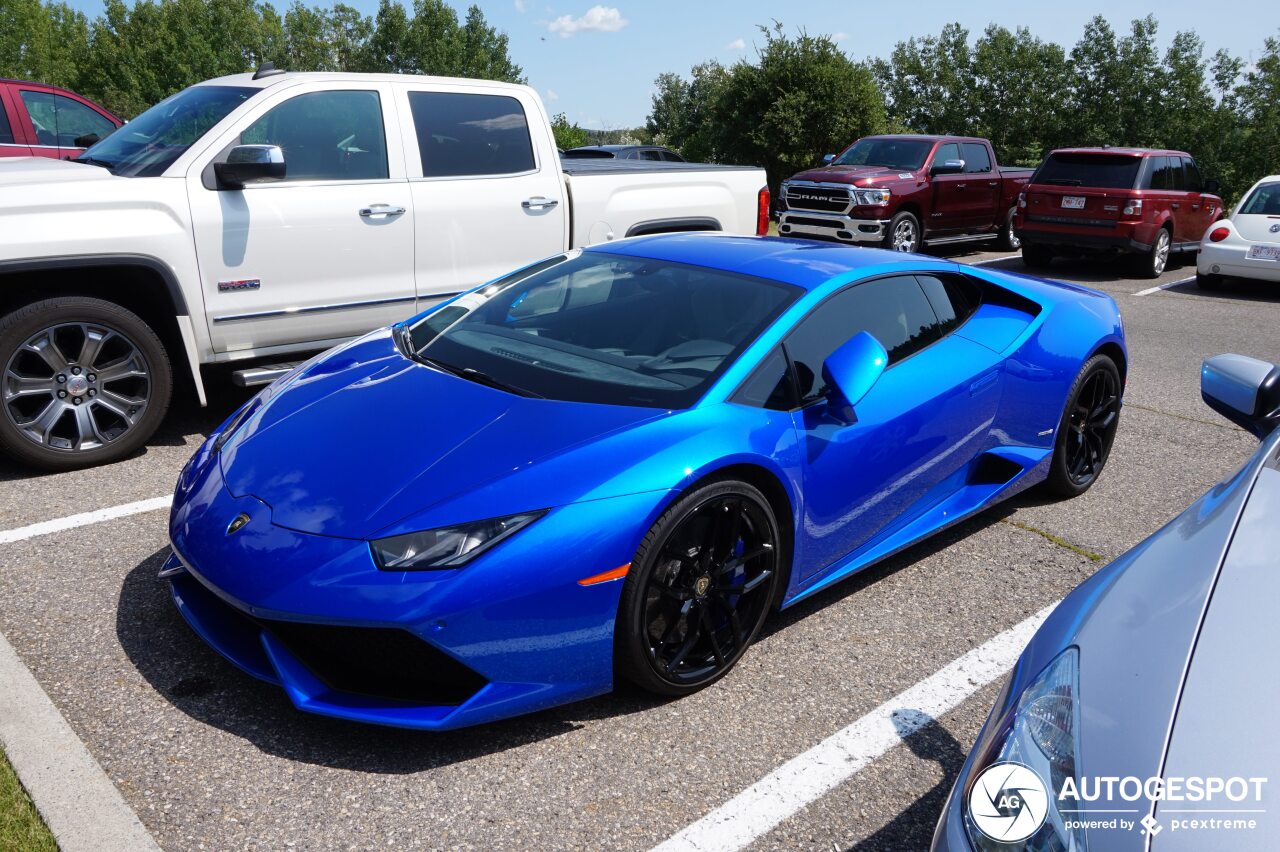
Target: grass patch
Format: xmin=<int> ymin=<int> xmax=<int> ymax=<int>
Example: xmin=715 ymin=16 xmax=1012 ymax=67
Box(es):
xmin=1002 ymin=519 xmax=1105 ymax=563
xmin=0 ymin=746 xmax=57 ymax=852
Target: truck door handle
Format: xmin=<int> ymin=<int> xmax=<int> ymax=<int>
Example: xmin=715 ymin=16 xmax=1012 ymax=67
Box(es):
xmin=988 ymin=181 xmax=998 ymax=187
xmin=359 ymin=204 xmax=406 ymax=218
xmin=955 ymin=184 xmax=967 ymax=191
xmin=522 ymin=197 xmax=559 ymax=210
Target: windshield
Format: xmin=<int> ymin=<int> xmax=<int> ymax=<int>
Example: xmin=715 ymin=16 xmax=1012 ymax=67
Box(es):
xmin=833 ymin=138 xmax=933 ymax=171
xmin=403 ymin=252 xmax=800 ymax=408
xmin=1033 ymin=153 xmax=1141 ymax=189
xmin=76 ymin=85 xmax=255 ymax=177
xmin=1239 ymin=182 xmax=1280 ymax=215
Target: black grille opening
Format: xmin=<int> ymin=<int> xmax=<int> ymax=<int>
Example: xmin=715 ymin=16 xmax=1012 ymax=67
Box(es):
xmin=785 ymin=215 xmax=843 ymax=229
xmin=258 ymin=619 xmax=488 ymax=706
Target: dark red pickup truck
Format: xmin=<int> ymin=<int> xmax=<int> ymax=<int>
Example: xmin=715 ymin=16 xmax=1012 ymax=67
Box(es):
xmin=778 ymin=134 xmax=1032 ymax=253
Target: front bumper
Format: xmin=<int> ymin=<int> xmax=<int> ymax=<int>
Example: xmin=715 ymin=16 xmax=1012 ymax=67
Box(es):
xmin=1197 ymin=241 xmax=1280 ymax=283
xmin=166 ymin=440 xmax=662 ymax=730
xmin=778 ymin=211 xmax=889 ymax=243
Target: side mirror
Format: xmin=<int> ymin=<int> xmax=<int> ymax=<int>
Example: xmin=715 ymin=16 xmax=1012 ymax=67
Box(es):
xmin=930 ymin=159 xmax=965 ymax=176
xmin=214 ymin=145 xmax=286 ymax=189
xmin=1203 ymin=178 xmax=1221 ymax=195
xmin=73 ymin=133 xmax=100 ymax=149
xmin=1201 ymin=354 xmax=1280 ymax=438
xmin=821 ymin=331 xmax=888 ymax=424
xmin=822 ymin=153 xmax=836 ymax=165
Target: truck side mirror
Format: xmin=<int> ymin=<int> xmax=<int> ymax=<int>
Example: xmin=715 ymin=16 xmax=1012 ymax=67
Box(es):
xmin=214 ymin=145 xmax=286 ymax=190
xmin=822 ymin=153 xmax=835 ymax=165
xmin=930 ymin=159 xmax=965 ymax=176
xmin=1201 ymin=354 xmax=1280 ymax=438
xmin=822 ymin=331 xmax=888 ymax=425
xmin=1203 ymin=178 xmax=1221 ymax=195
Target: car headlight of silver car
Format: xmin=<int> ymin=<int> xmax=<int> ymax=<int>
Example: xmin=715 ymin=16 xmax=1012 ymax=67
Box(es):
xmin=370 ymin=511 xmax=545 ymax=571
xmin=853 ymin=188 xmax=891 ymax=206
xmin=964 ymin=647 xmax=1084 ymax=851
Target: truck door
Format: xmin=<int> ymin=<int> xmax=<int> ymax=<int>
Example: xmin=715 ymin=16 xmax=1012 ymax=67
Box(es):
xmin=960 ymin=142 xmax=1000 ymax=231
xmin=188 ymin=81 xmax=417 ymax=354
xmin=927 ymin=142 xmax=968 ymax=234
xmin=395 ymin=84 xmax=568 ymax=302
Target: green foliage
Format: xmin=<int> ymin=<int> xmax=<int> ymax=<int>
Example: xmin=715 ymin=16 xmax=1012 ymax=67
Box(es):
xmin=549 ymin=112 xmax=586 ymax=150
xmin=0 ymin=0 xmax=522 ymax=119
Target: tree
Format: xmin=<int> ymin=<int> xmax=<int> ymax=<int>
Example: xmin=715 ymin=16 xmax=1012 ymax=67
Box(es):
xmin=970 ymin=25 xmax=1069 ymax=164
xmin=1234 ymin=33 xmax=1280 ymax=190
xmin=550 ymin=112 xmax=586 ymax=150
xmin=873 ymin=23 xmax=975 ymax=138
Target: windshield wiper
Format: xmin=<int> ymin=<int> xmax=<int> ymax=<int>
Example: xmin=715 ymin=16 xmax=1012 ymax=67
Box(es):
xmin=74 ymin=157 xmax=116 ymax=173
xmin=417 ymin=355 xmax=543 ymax=398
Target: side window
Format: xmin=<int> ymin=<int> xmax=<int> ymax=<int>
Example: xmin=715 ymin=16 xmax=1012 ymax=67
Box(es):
xmin=660 ymin=150 xmax=682 ymax=162
xmin=240 ymin=90 xmax=388 ymax=181
xmin=1168 ymin=157 xmax=1188 ymax=192
xmin=0 ymin=98 xmax=12 ymax=145
xmin=408 ymin=91 xmax=535 ymax=178
xmin=932 ymin=142 xmax=960 ymax=170
xmin=784 ymin=276 xmax=942 ymax=404
xmin=1183 ymin=157 xmax=1203 ymax=192
xmin=639 ymin=149 xmax=662 ymax=161
xmin=731 ymin=347 xmax=796 ymax=411
xmin=1143 ymin=156 xmax=1167 ymax=190
xmin=961 ymin=143 xmax=992 ymax=173
xmin=19 ymin=91 xmax=115 ymax=146
xmin=916 ymin=273 xmax=982 ymax=335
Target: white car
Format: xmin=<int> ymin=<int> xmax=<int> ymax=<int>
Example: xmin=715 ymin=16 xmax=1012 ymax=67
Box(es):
xmin=0 ymin=68 xmax=769 ymax=470
xmin=1196 ymin=174 xmax=1280 ymax=289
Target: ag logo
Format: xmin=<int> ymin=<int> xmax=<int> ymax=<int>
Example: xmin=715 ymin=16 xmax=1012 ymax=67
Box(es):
xmin=226 ymin=513 xmax=251 ymax=535
xmin=968 ymin=762 xmax=1049 ymax=842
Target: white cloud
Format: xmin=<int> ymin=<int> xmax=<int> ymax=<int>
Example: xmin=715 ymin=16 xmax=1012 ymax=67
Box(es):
xmin=831 ymin=31 xmax=849 ymax=42
xmin=727 ymin=38 xmax=746 ymax=51
xmin=546 ymin=88 xmax=560 ymax=101
xmin=514 ymin=0 xmax=526 ymax=11
xmin=548 ymin=5 xmax=628 ymax=37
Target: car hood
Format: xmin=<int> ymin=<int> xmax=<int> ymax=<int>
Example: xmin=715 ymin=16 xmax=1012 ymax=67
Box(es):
xmin=0 ymin=155 xmax=117 ymax=187
xmin=219 ymin=330 xmax=670 ymax=540
xmin=788 ymin=164 xmax=917 ymax=186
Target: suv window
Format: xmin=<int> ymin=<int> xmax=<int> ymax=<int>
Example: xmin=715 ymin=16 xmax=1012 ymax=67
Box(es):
xmin=1144 ymin=156 xmax=1171 ymax=190
xmin=961 ymin=143 xmax=992 ymax=173
xmin=408 ymin=91 xmax=535 ymax=178
xmin=639 ymin=149 xmax=661 ymax=161
xmin=0 ymin=98 xmax=12 ymax=145
xmin=915 ymin=273 xmax=982 ymax=334
xmin=19 ymin=91 xmax=115 ymax=147
xmin=784 ymin=275 xmax=941 ymax=404
xmin=660 ymin=150 xmax=683 ymax=162
xmin=1167 ymin=157 xmax=1188 ymax=191
xmin=1034 ymin=153 xmax=1141 ymax=189
xmin=241 ymin=90 xmax=387 ymax=181
xmin=1182 ymin=157 xmax=1203 ymax=192
xmin=933 ymin=142 xmax=961 ymax=170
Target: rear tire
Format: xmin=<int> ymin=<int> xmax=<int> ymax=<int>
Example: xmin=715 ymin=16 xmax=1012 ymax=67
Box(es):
xmin=1043 ymin=355 xmax=1121 ymax=498
xmin=1136 ymin=228 xmax=1172 ymax=279
xmin=1021 ymin=243 xmax=1054 ymax=269
xmin=616 ymin=479 xmax=780 ymax=697
xmin=0 ymin=297 xmax=172 ymax=471
xmin=1195 ymin=271 xmax=1223 ymax=291
xmin=997 ymin=208 xmax=1021 ymax=251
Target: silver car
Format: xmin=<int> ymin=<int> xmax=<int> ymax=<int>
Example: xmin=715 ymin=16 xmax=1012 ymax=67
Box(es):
xmin=933 ymin=353 xmax=1280 ymax=851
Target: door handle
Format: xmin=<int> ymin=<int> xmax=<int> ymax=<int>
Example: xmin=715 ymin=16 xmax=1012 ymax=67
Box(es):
xmin=359 ymin=204 xmax=406 ymax=218
xmin=1171 ymin=202 xmax=1181 ymax=210
xmin=955 ymin=184 xmax=967 ymax=191
xmin=1192 ymin=204 xmax=1201 ymax=211
xmin=522 ymin=197 xmax=560 ymax=210
xmin=987 ymin=181 xmax=998 ymax=187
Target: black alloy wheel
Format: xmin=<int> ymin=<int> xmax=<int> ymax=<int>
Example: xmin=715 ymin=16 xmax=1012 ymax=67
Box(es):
xmin=617 ymin=480 xmax=781 ymax=696
xmin=1044 ymin=355 xmax=1121 ymax=497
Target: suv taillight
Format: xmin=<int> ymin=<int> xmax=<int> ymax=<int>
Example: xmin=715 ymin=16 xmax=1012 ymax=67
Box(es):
xmin=1122 ymin=199 xmax=1143 ymax=219
xmin=1209 ymin=226 xmax=1230 ymax=242
xmin=757 ymin=186 xmax=771 ymax=236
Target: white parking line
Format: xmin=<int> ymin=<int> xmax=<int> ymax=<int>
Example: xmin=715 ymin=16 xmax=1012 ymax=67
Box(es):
xmin=1134 ymin=276 xmax=1194 ymax=296
xmin=0 ymin=495 xmax=171 ymax=545
xmin=651 ymin=602 xmax=1059 ymax=852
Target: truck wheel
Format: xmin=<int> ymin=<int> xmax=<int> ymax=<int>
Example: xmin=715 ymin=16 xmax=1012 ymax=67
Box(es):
xmin=1136 ymin=228 xmax=1171 ymax=279
xmin=0 ymin=297 xmax=172 ymax=471
xmin=885 ymin=212 xmax=920 ymax=253
xmin=1021 ymin=243 xmax=1054 ymax=269
xmin=997 ymin=208 xmax=1021 ymax=251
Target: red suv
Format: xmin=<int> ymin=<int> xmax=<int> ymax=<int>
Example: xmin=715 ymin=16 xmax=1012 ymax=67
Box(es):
xmin=0 ymin=79 xmax=122 ymax=160
xmin=1014 ymin=148 xmax=1224 ymax=278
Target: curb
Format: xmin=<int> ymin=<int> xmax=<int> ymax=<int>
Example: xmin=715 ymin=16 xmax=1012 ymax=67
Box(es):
xmin=0 ymin=629 xmax=163 ymax=852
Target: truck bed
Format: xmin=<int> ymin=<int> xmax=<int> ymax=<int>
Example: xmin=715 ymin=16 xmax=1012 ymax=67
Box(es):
xmin=560 ymin=159 xmax=764 ymax=177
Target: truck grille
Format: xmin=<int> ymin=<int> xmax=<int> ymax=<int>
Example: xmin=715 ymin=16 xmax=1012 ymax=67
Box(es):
xmin=785 ymin=184 xmax=851 ymax=214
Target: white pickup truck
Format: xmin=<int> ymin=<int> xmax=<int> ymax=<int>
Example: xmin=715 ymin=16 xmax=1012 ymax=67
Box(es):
xmin=0 ymin=69 xmax=769 ymax=469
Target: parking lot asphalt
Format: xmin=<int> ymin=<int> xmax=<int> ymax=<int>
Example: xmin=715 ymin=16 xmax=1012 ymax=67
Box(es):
xmin=0 ymin=243 xmax=1273 ymax=851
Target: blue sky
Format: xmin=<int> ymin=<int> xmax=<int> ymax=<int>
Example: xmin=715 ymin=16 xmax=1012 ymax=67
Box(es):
xmin=60 ymin=0 xmax=1280 ymax=128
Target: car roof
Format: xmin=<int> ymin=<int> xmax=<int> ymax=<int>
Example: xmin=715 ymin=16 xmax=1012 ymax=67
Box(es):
xmin=585 ymin=233 xmax=933 ymax=291
xmin=1049 ymin=147 xmax=1190 ymax=158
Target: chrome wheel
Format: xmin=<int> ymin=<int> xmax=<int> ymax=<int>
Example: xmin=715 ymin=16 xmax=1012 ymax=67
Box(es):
xmin=640 ymin=494 xmax=778 ymax=686
xmin=2 ymin=322 xmax=152 ymax=452
xmin=1151 ymin=230 xmax=1170 ymax=276
xmin=892 ymin=218 xmax=918 ymax=252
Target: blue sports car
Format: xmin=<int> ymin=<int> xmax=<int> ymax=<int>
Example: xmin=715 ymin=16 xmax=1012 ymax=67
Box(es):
xmin=163 ymin=235 xmax=1126 ymax=730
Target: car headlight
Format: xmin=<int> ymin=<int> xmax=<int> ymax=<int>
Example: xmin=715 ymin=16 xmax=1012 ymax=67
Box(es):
xmin=370 ymin=511 xmax=545 ymax=571
xmin=853 ymin=188 xmax=891 ymax=206
xmin=964 ymin=648 xmax=1084 ymax=851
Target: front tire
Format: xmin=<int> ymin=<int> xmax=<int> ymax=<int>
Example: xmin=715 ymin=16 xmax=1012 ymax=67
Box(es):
xmin=885 ymin=211 xmax=921 ymax=253
xmin=1043 ymin=355 xmax=1121 ymax=498
xmin=616 ymin=479 xmax=781 ymax=697
xmin=0 ymin=297 xmax=172 ymax=471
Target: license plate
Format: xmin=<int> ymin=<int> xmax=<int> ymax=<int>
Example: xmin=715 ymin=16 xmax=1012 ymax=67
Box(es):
xmin=1061 ymin=196 xmax=1086 ymax=210
xmin=1247 ymin=245 xmax=1280 ymax=261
